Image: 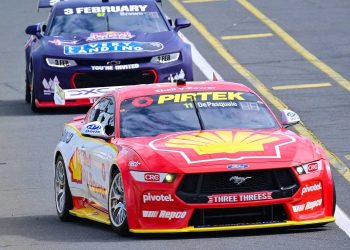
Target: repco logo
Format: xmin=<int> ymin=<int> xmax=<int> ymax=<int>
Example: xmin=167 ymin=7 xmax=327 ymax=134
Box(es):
xmin=144 ymin=173 xmax=160 ymax=182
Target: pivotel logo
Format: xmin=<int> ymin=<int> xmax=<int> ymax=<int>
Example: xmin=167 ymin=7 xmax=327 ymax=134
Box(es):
xmin=301 ymin=182 xmax=322 ymax=196
xmin=144 ymin=173 xmax=160 ymax=182
xmin=143 ymin=193 xmax=174 ymax=203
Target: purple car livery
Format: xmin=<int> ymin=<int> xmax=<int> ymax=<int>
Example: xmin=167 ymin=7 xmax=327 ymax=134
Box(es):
xmin=24 ymin=0 xmax=193 ymax=111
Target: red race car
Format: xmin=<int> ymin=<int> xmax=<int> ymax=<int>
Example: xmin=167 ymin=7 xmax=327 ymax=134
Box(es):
xmin=53 ymin=80 xmax=335 ymax=235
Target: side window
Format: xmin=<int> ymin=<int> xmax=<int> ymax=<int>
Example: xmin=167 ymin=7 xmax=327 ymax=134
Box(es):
xmin=88 ymin=97 xmax=116 ymax=133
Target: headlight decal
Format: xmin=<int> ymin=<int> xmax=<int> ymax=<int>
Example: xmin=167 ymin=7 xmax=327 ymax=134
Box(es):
xmin=151 ymin=52 xmax=180 ymax=64
xmin=46 ymin=58 xmax=77 ymax=68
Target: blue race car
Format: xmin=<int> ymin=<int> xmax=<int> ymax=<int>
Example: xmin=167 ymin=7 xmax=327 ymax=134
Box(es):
xmin=25 ymin=0 xmax=193 ymax=111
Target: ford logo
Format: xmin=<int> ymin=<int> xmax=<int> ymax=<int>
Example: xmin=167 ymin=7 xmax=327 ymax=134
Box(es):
xmin=86 ymin=124 xmax=101 ymax=130
xmin=227 ymin=164 xmax=249 ymax=169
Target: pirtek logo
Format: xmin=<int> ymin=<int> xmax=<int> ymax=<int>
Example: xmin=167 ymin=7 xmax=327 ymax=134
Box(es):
xmin=229 ymin=176 xmax=252 ymax=185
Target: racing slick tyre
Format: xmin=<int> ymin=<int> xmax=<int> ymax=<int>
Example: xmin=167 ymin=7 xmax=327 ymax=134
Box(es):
xmin=25 ymin=79 xmax=30 ymax=104
xmin=54 ymin=155 xmax=73 ymax=221
xmin=108 ymin=171 xmax=129 ymax=236
xmin=30 ymin=73 xmax=38 ymax=112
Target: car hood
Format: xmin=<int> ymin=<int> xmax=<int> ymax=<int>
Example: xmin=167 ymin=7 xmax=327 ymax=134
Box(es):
xmin=119 ymin=128 xmax=323 ymax=174
xmin=42 ymin=31 xmax=182 ymax=59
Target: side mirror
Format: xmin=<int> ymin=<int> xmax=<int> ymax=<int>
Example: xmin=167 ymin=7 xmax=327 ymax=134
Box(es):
xmin=281 ymin=110 xmax=300 ymax=128
xmin=25 ymin=24 xmax=42 ymax=36
xmin=81 ymin=121 xmax=114 ymax=140
xmin=174 ymin=18 xmax=191 ymax=32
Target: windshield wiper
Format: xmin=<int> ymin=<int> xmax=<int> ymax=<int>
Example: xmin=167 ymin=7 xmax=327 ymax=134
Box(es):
xmin=191 ymin=96 xmax=205 ymax=131
xmin=105 ymin=13 xmax=111 ymax=31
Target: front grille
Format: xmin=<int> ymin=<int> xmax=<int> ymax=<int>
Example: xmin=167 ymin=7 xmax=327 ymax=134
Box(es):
xmin=177 ymin=169 xmax=299 ymax=203
xmin=189 ymin=205 xmax=287 ymax=228
xmin=76 ymin=57 xmax=151 ymax=66
xmin=72 ymin=70 xmax=157 ymax=88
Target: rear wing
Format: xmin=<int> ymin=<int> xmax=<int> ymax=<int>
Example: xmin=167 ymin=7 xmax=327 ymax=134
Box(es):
xmin=54 ymin=83 xmax=124 ymax=105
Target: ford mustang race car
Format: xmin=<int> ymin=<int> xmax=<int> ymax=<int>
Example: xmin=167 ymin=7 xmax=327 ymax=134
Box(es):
xmin=24 ymin=0 xmax=193 ymax=111
xmin=53 ymin=80 xmax=335 ymax=235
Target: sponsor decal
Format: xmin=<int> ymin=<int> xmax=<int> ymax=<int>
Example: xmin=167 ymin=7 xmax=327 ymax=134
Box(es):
xmin=150 ymin=130 xmax=296 ymax=164
xmin=157 ymin=92 xmax=245 ymax=105
xmin=64 ymin=41 xmax=163 ymax=55
xmin=42 ymin=76 xmax=59 ymax=95
xmin=86 ymin=31 xmax=134 ymax=42
xmin=292 ymin=198 xmax=323 ymax=213
xmin=132 ymin=97 xmax=154 ymax=107
xmin=130 ymin=171 xmax=167 ymax=183
xmin=49 ymin=39 xmax=78 ymax=46
xmin=128 ymin=160 xmax=141 ymax=168
xmin=91 ymin=63 xmax=139 ymax=71
xmin=208 ymin=192 xmax=273 ymax=204
xmin=87 ymin=172 xmax=107 ymax=199
xmin=142 ymin=210 xmax=187 ymax=220
xmin=165 ymin=131 xmax=279 ymax=155
xmin=144 ymin=173 xmax=160 ymax=182
xmin=196 ymin=101 xmax=238 ymax=108
xmin=143 ymin=192 xmax=174 ymax=203
xmin=154 ymin=86 xmax=216 ymax=93
xmin=63 ymin=5 xmax=148 ymax=15
xmin=229 ymin=176 xmax=252 ymax=186
xmin=227 ymin=164 xmax=249 ymax=169
xmin=66 ymin=87 xmax=116 ymax=97
xmin=84 ymin=123 xmax=102 ymax=135
xmin=301 ymin=182 xmax=322 ymax=196
xmin=61 ymin=129 xmax=74 ymax=143
xmin=68 ymin=149 xmax=83 ymax=183
xmin=168 ymin=69 xmax=186 ymax=82
xmin=307 ymin=162 xmax=319 ymax=172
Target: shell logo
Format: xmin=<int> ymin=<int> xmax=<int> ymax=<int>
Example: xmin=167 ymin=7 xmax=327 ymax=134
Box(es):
xmin=69 ymin=148 xmax=83 ymax=183
xmin=165 ymin=131 xmax=280 ymax=155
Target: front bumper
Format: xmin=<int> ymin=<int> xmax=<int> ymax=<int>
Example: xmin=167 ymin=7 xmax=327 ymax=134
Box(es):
xmin=130 ymin=217 xmax=335 ymax=233
xmin=124 ymin=164 xmax=335 ymax=232
xmin=33 ymin=58 xmax=193 ymax=107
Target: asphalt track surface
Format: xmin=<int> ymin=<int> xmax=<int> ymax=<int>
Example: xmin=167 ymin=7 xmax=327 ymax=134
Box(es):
xmin=0 ymin=0 xmax=350 ymax=249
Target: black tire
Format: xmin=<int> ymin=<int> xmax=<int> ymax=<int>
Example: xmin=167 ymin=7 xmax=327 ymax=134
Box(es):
xmin=54 ymin=155 xmax=73 ymax=221
xmin=30 ymin=72 xmax=38 ymax=112
xmin=108 ymin=171 xmax=129 ymax=236
xmin=25 ymin=78 xmax=30 ymax=103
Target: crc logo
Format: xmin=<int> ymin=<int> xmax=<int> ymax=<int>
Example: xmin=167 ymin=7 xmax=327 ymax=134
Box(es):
xmin=307 ymin=162 xmax=319 ymax=172
xmin=107 ymin=60 xmax=121 ymax=66
xmin=86 ymin=124 xmax=101 ymax=130
xmin=229 ymin=176 xmax=252 ymax=185
xmin=144 ymin=173 xmax=160 ymax=182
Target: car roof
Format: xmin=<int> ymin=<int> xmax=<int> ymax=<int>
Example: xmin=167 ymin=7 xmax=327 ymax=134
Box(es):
xmin=56 ymin=0 xmax=158 ymax=8
xmin=112 ymin=81 xmax=254 ymax=100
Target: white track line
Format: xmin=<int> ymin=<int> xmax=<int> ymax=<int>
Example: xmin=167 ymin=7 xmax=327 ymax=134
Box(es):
xmin=335 ymin=205 xmax=350 ymax=237
xmin=182 ymin=32 xmax=350 ymax=238
xmin=179 ymin=32 xmax=223 ymax=81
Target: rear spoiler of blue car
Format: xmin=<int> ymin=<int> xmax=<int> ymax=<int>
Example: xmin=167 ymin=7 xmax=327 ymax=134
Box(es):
xmin=38 ymin=0 xmax=162 ymax=9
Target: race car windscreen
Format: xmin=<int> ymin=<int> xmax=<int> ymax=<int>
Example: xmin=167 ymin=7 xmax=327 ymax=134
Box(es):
xmin=48 ymin=4 xmax=169 ymax=36
xmin=120 ymin=91 xmax=279 ymax=138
